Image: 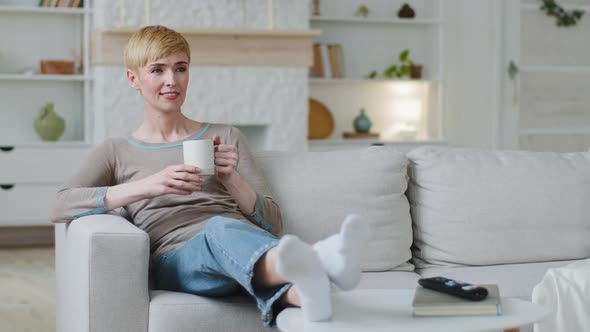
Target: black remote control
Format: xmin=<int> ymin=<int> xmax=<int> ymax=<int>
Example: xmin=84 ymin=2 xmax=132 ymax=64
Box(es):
xmin=418 ymin=276 xmax=488 ymax=301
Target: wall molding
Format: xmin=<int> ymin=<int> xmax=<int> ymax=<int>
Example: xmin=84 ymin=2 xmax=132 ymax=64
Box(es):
xmin=93 ymin=28 xmax=320 ymax=67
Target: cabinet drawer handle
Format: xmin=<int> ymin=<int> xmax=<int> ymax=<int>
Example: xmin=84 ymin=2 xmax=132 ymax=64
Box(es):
xmin=0 ymin=184 xmax=15 ymax=190
xmin=0 ymin=146 xmax=15 ymax=152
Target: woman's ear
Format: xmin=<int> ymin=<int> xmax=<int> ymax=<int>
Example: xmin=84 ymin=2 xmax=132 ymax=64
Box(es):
xmin=127 ymin=69 xmax=140 ymax=90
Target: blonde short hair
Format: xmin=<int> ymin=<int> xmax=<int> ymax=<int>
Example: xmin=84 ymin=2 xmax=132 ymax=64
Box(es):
xmin=124 ymin=25 xmax=190 ymax=70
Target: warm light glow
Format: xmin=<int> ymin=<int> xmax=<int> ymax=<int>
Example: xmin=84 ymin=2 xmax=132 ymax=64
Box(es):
xmin=382 ymin=81 xmax=430 ymax=140
xmin=393 ymin=100 xmax=422 ymax=122
xmin=389 ymin=82 xmax=419 ymax=96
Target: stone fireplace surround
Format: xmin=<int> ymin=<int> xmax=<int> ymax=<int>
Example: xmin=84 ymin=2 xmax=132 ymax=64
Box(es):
xmin=92 ymin=0 xmax=311 ymax=151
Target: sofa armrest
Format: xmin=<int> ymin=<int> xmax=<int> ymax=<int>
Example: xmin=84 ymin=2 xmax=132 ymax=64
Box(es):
xmin=55 ymin=214 xmax=150 ymax=332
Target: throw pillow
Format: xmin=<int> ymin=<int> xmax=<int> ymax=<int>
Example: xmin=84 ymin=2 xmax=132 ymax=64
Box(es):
xmin=255 ymin=147 xmax=413 ymax=272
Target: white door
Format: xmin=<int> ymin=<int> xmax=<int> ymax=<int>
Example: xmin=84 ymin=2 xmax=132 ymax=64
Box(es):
xmin=501 ymin=0 xmax=590 ymax=152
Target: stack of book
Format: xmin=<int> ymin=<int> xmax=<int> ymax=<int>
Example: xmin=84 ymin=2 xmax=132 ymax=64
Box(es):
xmin=412 ymin=284 xmax=502 ymax=317
xmin=310 ymin=43 xmax=345 ymax=79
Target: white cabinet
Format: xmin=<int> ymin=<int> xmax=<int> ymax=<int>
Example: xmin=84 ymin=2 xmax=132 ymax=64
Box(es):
xmin=0 ymin=144 xmax=92 ymax=226
xmin=0 ymin=3 xmax=93 ymax=226
xmin=308 ymin=0 xmax=444 ymax=149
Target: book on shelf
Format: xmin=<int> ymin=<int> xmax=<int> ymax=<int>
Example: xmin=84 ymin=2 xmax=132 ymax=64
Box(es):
xmin=310 ymin=43 xmax=345 ymax=79
xmin=319 ymin=44 xmax=332 ymax=78
xmin=412 ymin=284 xmax=501 ymax=317
xmin=328 ymin=44 xmax=345 ymax=78
xmin=310 ymin=43 xmax=324 ymax=78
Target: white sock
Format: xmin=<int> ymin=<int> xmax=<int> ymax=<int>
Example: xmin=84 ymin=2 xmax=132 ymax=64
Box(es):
xmin=275 ymin=235 xmax=332 ymax=322
xmin=313 ymin=214 xmax=370 ymax=290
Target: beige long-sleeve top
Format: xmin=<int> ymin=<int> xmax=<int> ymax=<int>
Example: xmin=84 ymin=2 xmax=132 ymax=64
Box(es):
xmin=51 ymin=123 xmax=282 ymax=260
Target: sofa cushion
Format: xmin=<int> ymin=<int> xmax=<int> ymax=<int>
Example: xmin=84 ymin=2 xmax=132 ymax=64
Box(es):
xmin=149 ymin=290 xmax=273 ymax=332
xmin=416 ymin=259 xmax=579 ymax=300
xmin=408 ymin=146 xmax=590 ymax=267
xmin=255 ymin=147 xmax=412 ymax=271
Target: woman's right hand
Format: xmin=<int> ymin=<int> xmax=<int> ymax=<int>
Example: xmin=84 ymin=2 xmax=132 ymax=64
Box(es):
xmin=141 ymin=164 xmax=203 ymax=198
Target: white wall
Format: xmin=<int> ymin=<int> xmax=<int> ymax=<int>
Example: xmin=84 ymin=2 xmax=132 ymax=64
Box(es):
xmin=442 ymin=0 xmax=503 ymax=149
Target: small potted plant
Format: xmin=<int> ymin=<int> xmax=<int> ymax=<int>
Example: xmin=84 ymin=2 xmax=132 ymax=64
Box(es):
xmin=379 ymin=49 xmax=423 ymax=79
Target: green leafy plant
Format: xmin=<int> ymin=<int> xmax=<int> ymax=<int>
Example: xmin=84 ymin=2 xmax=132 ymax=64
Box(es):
xmin=540 ymin=0 xmax=584 ymax=27
xmin=366 ymin=49 xmax=414 ymax=79
xmin=383 ymin=49 xmax=413 ymax=78
xmin=365 ymin=49 xmax=425 ymax=80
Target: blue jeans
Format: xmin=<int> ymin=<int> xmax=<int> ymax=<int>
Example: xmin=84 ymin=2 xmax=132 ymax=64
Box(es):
xmin=154 ymin=216 xmax=291 ymax=326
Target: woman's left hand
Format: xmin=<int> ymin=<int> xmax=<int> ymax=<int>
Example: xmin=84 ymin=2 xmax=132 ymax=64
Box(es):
xmin=212 ymin=134 xmax=239 ymax=183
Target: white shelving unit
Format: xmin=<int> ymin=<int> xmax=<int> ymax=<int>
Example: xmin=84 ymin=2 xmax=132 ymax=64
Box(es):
xmin=311 ymin=16 xmax=441 ymax=25
xmin=0 ymin=3 xmax=94 ymax=227
xmin=0 ymin=74 xmax=92 ymax=81
xmin=0 ymin=5 xmax=92 ymax=14
xmin=307 ymin=0 xmax=444 ymax=150
xmin=0 ymin=3 xmax=93 ymax=145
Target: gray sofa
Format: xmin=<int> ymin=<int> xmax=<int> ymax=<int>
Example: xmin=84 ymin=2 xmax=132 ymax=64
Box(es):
xmin=55 ymin=146 xmax=590 ymax=331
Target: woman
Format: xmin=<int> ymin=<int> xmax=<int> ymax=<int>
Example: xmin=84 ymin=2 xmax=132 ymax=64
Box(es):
xmin=51 ymin=25 xmax=369 ymax=326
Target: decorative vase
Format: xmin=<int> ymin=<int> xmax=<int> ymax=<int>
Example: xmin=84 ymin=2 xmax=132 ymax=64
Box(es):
xmin=355 ymin=5 xmax=370 ymax=18
xmin=353 ymin=109 xmax=372 ymax=133
xmin=398 ymin=3 xmax=416 ymax=19
xmin=34 ymin=103 xmax=65 ymax=141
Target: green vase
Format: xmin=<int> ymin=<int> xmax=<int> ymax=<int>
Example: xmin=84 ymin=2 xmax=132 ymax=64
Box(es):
xmin=353 ymin=109 xmax=372 ymax=133
xmin=34 ymin=103 xmax=65 ymax=141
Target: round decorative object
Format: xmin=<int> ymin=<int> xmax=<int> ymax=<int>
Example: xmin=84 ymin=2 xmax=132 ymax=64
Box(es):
xmin=308 ymin=98 xmax=334 ymax=139
xmin=353 ymin=108 xmax=372 ymax=133
xmin=34 ymin=103 xmax=65 ymax=141
xmin=398 ymin=3 xmax=416 ymax=19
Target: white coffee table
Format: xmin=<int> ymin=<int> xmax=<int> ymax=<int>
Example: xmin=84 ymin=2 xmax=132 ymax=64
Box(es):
xmin=277 ymin=289 xmax=549 ymax=332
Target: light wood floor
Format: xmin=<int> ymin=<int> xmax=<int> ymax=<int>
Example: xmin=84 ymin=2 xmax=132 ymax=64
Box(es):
xmin=0 ymin=247 xmax=55 ymax=332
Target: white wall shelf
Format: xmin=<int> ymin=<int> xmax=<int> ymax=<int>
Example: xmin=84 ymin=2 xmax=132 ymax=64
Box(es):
xmin=0 ymin=142 xmax=91 ymax=148
xmin=310 ymin=78 xmax=431 ymax=84
xmin=0 ymin=6 xmax=91 ymax=14
xmin=0 ymin=74 xmax=92 ymax=81
xmin=0 ymin=2 xmax=92 ymax=144
xmin=308 ymin=138 xmax=446 ymax=152
xmin=308 ymin=0 xmax=443 ymax=146
xmin=311 ymin=16 xmax=440 ymax=25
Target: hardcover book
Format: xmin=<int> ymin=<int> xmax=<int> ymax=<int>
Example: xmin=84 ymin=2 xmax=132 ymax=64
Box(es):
xmin=412 ymin=284 xmax=501 ymax=317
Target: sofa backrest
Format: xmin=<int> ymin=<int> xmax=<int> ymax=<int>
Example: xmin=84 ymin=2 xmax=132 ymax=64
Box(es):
xmin=254 ymin=147 xmax=413 ymax=272
xmin=407 ymin=146 xmax=590 ymax=267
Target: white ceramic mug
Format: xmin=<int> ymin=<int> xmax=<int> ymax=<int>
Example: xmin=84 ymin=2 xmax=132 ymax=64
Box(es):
xmin=182 ymin=139 xmax=215 ymax=175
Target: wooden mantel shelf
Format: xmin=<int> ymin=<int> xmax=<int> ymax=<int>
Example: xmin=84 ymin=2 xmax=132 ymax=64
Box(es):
xmin=93 ymin=28 xmax=321 ymax=67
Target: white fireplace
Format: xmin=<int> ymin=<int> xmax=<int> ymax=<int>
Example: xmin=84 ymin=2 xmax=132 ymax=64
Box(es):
xmin=92 ymin=0 xmax=312 ymax=151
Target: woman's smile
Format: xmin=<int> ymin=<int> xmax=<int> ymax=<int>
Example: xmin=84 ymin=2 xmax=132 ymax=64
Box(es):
xmin=160 ymin=91 xmax=180 ymax=100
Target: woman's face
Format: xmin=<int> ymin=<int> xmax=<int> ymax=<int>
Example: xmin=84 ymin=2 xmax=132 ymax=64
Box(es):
xmin=127 ymin=51 xmax=189 ymax=115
